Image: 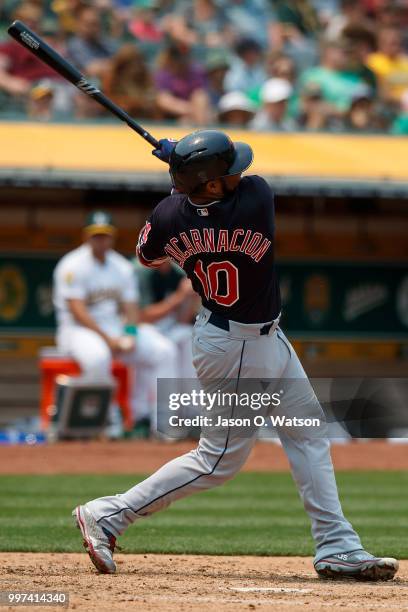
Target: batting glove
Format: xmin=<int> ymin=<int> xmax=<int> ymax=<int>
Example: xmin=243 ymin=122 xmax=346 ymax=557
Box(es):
xmin=152 ymin=138 xmax=178 ymax=163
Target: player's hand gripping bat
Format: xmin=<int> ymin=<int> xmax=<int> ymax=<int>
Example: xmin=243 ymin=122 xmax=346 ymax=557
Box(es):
xmin=7 ymin=20 xmax=161 ymax=149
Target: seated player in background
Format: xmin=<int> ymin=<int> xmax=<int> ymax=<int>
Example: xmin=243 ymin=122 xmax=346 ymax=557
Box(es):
xmin=52 ymin=210 xmax=177 ymax=434
xmin=135 ymin=259 xmax=200 ymax=439
xmin=134 ymin=258 xmax=201 ymax=439
xmin=134 ymin=258 xmax=199 ymax=376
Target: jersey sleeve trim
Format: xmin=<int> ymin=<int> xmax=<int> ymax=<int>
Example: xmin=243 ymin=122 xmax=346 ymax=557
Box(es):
xmin=136 ymin=245 xmax=168 ymax=268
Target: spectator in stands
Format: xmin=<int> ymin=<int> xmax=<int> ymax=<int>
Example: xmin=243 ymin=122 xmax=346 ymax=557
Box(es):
xmin=250 ymin=78 xmax=297 ymax=131
xmin=66 ymin=5 xmax=117 ymax=78
xmin=72 ymin=84 xmax=110 ymax=118
xmin=275 ymin=0 xmax=320 ymax=39
xmin=154 ymin=40 xmax=212 ymax=124
xmin=297 ymin=82 xmax=336 ymax=131
xmin=0 ymin=3 xmax=58 ymax=103
xmin=271 ymin=0 xmax=320 ymax=72
xmin=111 ymin=0 xmax=135 ymax=20
xmin=391 ymin=89 xmax=408 ymax=134
xmin=247 ymin=50 xmax=296 ymax=106
xmin=342 ymin=25 xmax=378 ymax=93
xmin=218 ymin=0 xmax=276 ymax=49
xmin=366 ymin=26 xmax=408 ymax=105
xmin=50 ymin=0 xmax=88 ymax=37
xmin=266 ymin=51 xmax=297 ymax=84
xmin=299 ymin=39 xmax=368 ymax=117
xmin=341 ymin=87 xmax=381 ymax=132
xmin=311 ymin=0 xmax=340 ymax=29
xmin=224 ymin=38 xmax=266 ymax=94
xmin=0 ymin=1 xmax=14 ymax=30
xmin=163 ymin=0 xmax=229 ymax=49
xmin=128 ymin=0 xmax=163 ymax=44
xmin=102 ymin=43 xmax=159 ymax=118
xmin=358 ymin=0 xmax=380 ymax=16
xmin=324 ymin=0 xmax=374 ymax=41
xmin=0 ymin=2 xmax=73 ymax=115
xmin=27 ymin=80 xmax=55 ymax=121
xmin=361 ymin=1 xmax=408 ymax=51
xmin=375 ymin=1 xmax=408 ymax=32
xmin=205 ymin=50 xmax=231 ymax=107
xmin=218 ymin=91 xmax=256 ymax=126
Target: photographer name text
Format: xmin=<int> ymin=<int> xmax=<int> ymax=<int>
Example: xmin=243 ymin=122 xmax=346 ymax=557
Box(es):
xmin=169 ymin=415 xmax=321 ymax=427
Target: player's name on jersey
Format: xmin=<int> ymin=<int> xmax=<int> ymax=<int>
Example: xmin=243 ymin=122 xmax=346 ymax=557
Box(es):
xmin=163 ymin=229 xmax=272 ymax=267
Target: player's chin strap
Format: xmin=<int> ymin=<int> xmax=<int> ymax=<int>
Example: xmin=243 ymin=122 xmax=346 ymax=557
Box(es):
xmin=169 ymin=169 xmax=179 ymax=194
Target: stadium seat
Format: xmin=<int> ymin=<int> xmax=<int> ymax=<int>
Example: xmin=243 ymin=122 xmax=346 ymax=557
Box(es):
xmin=38 ymin=347 xmax=133 ymax=431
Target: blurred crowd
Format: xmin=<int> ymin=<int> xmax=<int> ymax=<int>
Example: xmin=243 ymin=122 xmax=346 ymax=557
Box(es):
xmin=0 ymin=0 xmax=408 ymax=133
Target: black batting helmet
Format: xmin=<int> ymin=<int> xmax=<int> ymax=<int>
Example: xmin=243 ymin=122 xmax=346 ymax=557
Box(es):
xmin=169 ymin=129 xmax=253 ymax=194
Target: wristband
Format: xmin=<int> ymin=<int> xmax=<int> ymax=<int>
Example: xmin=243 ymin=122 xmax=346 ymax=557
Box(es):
xmin=124 ymin=324 xmax=138 ymax=337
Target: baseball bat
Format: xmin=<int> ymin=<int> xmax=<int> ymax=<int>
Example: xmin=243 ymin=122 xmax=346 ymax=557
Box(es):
xmin=7 ymin=20 xmax=160 ymax=148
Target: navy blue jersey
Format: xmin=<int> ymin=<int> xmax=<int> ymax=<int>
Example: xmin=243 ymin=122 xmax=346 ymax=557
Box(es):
xmin=137 ymin=175 xmax=281 ymax=324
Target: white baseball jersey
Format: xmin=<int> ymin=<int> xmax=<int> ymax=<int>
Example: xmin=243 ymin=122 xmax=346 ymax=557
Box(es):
xmin=53 ymin=244 xmax=138 ymax=337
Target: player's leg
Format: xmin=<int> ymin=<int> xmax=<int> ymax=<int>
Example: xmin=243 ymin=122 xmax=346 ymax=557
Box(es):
xmin=86 ymin=430 xmax=257 ymax=537
xmin=166 ymin=323 xmax=196 ymax=379
xmin=57 ymin=327 xmax=122 ymax=436
xmin=272 ymin=328 xmax=397 ymax=579
xmin=57 ymin=326 xmax=111 ymax=378
xmin=74 ymin=404 xmax=257 ymax=574
xmin=82 ymin=320 xmax=259 ymax=538
xmin=272 ymin=339 xmax=362 ymax=559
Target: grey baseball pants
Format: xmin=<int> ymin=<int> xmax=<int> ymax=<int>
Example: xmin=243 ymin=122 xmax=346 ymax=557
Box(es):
xmin=87 ymin=307 xmax=362 ymax=562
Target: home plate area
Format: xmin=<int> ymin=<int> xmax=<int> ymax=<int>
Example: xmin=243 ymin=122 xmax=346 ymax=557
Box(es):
xmin=1 ymin=554 xmax=408 ymax=611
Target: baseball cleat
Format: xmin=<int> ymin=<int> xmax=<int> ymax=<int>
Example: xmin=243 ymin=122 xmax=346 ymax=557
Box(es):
xmin=72 ymin=505 xmax=117 ymax=574
xmin=314 ymin=550 xmax=399 ymax=581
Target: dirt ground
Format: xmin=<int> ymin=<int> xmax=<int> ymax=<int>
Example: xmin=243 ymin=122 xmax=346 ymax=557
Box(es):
xmin=1 ymin=553 xmax=407 ymax=611
xmin=1 ymin=441 xmax=407 ymax=611
xmin=1 ymin=440 xmax=408 ymax=474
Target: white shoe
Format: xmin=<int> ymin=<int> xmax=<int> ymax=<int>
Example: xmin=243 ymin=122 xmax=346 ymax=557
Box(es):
xmin=315 ymin=550 xmax=398 ymax=581
xmin=73 ymin=505 xmax=117 ymax=574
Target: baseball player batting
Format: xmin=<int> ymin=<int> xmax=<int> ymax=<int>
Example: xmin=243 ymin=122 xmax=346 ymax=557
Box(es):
xmin=73 ymin=130 xmax=398 ymax=581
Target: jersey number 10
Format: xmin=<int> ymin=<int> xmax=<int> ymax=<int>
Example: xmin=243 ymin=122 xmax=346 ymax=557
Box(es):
xmin=194 ymin=260 xmax=239 ymax=307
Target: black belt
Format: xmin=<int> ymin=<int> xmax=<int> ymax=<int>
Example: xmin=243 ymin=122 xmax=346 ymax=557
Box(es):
xmin=208 ymin=312 xmax=274 ymax=336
